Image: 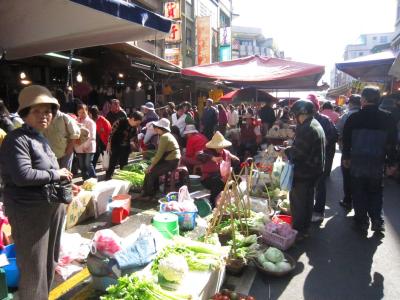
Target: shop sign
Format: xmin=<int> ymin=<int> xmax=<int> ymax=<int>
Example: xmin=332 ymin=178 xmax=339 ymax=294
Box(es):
xmin=164 ymin=1 xmax=181 ymax=20
xmin=219 ymin=45 xmax=231 ymax=62
xmin=196 ymin=16 xmax=211 ymax=65
xmin=166 ymin=23 xmax=182 ymax=43
xmin=165 ymin=47 xmax=182 ymax=67
xmin=219 ymin=27 xmax=231 ymax=46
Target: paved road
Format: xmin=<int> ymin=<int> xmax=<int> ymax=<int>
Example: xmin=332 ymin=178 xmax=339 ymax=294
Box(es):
xmin=249 ymin=153 xmax=400 ymax=300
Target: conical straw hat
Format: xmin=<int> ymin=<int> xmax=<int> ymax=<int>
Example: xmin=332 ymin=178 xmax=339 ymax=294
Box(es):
xmin=206 ymin=131 xmax=232 ymax=149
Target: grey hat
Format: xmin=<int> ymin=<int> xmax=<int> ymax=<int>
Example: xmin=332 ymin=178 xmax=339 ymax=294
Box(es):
xmin=152 ymin=118 xmax=171 ymax=132
xmin=141 ymin=102 xmax=155 ymax=111
xmin=18 ymin=85 xmax=60 ymax=112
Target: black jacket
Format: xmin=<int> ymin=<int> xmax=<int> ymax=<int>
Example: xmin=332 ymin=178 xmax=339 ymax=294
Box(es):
xmin=285 ymin=117 xmax=326 ymax=179
xmin=0 ymin=125 xmax=60 ymax=205
xmin=342 ymin=105 xmax=397 ymax=178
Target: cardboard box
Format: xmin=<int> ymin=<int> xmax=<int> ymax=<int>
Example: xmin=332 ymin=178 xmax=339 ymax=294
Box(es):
xmin=65 ymin=191 xmax=95 ymax=229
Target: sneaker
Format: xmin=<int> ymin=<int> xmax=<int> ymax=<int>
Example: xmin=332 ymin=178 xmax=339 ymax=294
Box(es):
xmin=339 ymin=200 xmax=352 ymax=210
xmin=311 ymin=212 xmax=324 ymax=223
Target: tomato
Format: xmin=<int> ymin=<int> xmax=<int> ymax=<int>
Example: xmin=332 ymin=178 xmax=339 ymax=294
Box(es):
xmin=230 ymin=292 xmax=238 ymax=300
xmin=220 ymin=296 xmax=229 ymax=300
xmin=221 ymin=289 xmax=231 ymax=296
xmin=246 ymin=296 xmax=255 ymax=300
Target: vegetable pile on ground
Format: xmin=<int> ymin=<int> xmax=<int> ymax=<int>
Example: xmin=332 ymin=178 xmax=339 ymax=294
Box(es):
xmin=112 ymin=161 xmax=150 ymax=190
xmin=257 ymin=247 xmax=291 ymax=273
xmin=212 ymin=289 xmax=255 ymax=300
xmin=151 ymin=238 xmax=228 ymax=276
xmin=100 ymin=273 xmax=192 ymax=300
xmin=227 ymin=234 xmax=259 ymax=263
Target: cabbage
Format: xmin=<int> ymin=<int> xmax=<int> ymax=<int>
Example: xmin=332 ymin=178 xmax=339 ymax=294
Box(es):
xmin=264 ymin=247 xmax=284 ymax=263
xmin=262 ymin=261 xmax=277 ymax=272
xmin=257 ymin=255 xmax=267 ymax=264
xmin=275 ymin=261 xmax=291 ymax=272
xmin=158 ymin=254 xmax=188 ymax=283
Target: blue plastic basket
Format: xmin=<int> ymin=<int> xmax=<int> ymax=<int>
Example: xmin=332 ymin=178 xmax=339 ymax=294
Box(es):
xmin=159 ymin=203 xmax=197 ymax=231
xmin=1 ymin=244 xmax=20 ymax=288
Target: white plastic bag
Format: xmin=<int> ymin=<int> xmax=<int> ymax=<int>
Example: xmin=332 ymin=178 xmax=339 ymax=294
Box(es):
xmin=177 ymin=185 xmax=197 ymax=212
xmin=272 ymin=157 xmax=285 ymax=183
xmin=102 ymin=150 xmax=110 ymax=170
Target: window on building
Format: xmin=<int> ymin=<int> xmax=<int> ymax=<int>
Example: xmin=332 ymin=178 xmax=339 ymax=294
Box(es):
xmin=185 ymin=0 xmax=193 ymax=18
xmin=186 ymin=28 xmax=192 ymax=46
xmin=380 ymin=36 xmax=388 ymax=43
xmin=358 ymin=52 xmax=364 ymax=56
xmin=220 ymin=11 xmax=230 ymax=27
xmin=372 ymin=36 xmax=377 ymax=41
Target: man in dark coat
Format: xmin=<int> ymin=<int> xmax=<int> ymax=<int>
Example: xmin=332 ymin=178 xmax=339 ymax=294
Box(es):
xmin=342 ymin=87 xmax=397 ymax=232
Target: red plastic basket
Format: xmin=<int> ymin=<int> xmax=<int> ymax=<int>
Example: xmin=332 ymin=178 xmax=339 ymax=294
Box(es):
xmin=272 ymin=214 xmax=292 ymax=225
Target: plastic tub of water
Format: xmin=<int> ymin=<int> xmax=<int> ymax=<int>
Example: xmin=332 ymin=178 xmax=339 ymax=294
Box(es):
xmin=1 ymin=244 xmax=20 ymax=288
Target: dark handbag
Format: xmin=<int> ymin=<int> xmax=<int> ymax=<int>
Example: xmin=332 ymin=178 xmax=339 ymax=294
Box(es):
xmin=44 ymin=180 xmax=73 ymax=204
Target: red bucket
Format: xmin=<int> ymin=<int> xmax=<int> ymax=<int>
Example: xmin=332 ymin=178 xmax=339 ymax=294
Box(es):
xmin=273 ymin=214 xmax=292 ymax=225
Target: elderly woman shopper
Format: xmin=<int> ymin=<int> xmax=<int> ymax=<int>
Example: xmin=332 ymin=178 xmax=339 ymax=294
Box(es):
xmin=75 ymin=104 xmax=97 ymax=180
xmin=0 ymin=85 xmax=73 ymax=300
xmin=138 ymin=118 xmax=181 ymax=200
xmin=197 ymin=131 xmax=239 ymax=207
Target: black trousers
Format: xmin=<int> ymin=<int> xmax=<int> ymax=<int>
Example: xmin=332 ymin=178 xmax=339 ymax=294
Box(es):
xmin=5 ymin=202 xmax=65 ymax=300
xmin=325 ymin=143 xmax=336 ymax=176
xmin=203 ymin=125 xmax=216 ymax=141
xmin=201 ymin=174 xmax=225 ymax=208
xmin=341 ymin=160 xmax=352 ymax=204
xmin=143 ymin=159 xmax=179 ymax=196
xmin=290 ymin=177 xmax=317 ymax=234
xmin=105 ymin=145 xmax=130 ymax=180
xmin=351 ymin=176 xmax=384 ymax=226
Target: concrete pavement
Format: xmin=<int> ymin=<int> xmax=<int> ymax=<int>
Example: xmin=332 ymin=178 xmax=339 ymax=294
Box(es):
xmin=249 ymin=153 xmax=400 ymax=300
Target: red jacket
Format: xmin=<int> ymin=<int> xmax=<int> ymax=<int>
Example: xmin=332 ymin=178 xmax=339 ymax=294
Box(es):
xmin=219 ymin=109 xmax=228 ymax=125
xmin=197 ymin=148 xmax=232 ymax=180
xmin=186 ymin=133 xmax=208 ymax=159
xmin=96 ymin=116 xmax=112 ymax=146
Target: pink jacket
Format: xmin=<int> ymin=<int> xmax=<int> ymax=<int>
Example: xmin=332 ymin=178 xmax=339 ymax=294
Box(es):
xmin=74 ymin=116 xmax=97 ymax=153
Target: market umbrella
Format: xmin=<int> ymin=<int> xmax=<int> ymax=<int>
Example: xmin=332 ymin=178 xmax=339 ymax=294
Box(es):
xmin=336 ymin=50 xmax=396 ymax=81
xmin=0 ymin=0 xmax=172 ymax=60
xmin=181 ymin=55 xmax=325 ymax=90
xmin=219 ymin=88 xmax=277 ymax=103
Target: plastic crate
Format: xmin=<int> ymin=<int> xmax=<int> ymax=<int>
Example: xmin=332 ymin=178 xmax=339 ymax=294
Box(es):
xmin=261 ymin=229 xmax=297 ymax=251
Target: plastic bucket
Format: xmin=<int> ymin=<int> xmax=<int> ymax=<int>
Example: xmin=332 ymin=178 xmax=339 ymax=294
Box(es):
xmin=111 ymin=194 xmax=131 ymax=212
xmin=152 ymin=213 xmax=179 ymax=239
xmin=1 ymin=244 xmax=20 ymax=288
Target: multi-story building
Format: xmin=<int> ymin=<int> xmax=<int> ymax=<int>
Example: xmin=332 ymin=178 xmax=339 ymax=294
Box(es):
xmin=344 ymin=33 xmax=393 ymax=60
xmin=231 ymin=26 xmax=280 ymax=59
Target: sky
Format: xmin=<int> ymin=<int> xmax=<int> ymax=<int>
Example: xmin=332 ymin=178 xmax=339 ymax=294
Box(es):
xmin=233 ymin=0 xmax=397 ymax=82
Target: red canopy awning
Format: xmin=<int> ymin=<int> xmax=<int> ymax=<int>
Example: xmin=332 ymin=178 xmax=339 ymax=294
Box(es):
xmin=181 ymin=55 xmax=325 ymax=90
xmin=219 ymin=88 xmax=277 ymax=103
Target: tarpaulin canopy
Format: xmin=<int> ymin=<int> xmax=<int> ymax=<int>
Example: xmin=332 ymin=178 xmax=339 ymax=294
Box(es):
xmin=181 ymin=55 xmax=325 ymax=90
xmin=336 ymin=50 xmax=396 ymax=82
xmin=0 ymin=0 xmax=172 ymax=60
xmin=219 ymin=88 xmax=277 ymax=103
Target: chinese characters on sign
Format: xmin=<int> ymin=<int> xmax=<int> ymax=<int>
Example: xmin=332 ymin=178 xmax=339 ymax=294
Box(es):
xmin=166 ymin=23 xmax=181 ymax=43
xmin=165 ymin=48 xmax=182 ymax=67
xmin=164 ymin=2 xmax=180 ymax=19
xmin=196 ymin=16 xmax=211 ymax=65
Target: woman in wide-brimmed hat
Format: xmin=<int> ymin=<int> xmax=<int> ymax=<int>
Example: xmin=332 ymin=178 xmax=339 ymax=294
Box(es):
xmin=196 ymin=131 xmax=239 ymax=207
xmin=0 ymin=85 xmax=73 ymax=299
xmin=138 ymin=118 xmax=181 ymax=200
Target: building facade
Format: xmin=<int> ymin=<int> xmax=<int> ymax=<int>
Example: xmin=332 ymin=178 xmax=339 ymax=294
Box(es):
xmin=231 ymin=26 xmax=281 ymax=59
xmin=391 ymin=0 xmax=400 ymax=50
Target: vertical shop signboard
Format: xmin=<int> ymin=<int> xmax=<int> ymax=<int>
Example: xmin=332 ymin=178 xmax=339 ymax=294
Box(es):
xmin=164 ymin=1 xmax=181 ymax=19
xmin=165 ymin=48 xmax=182 ymax=67
xmin=166 ymin=23 xmax=182 ymax=43
xmin=196 ymin=16 xmax=211 ymax=65
xmin=219 ymin=27 xmax=231 ymax=62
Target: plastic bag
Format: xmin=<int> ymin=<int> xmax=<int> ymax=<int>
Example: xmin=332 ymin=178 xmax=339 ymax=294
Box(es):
xmin=102 ymin=150 xmax=110 ymax=170
xmin=220 ymin=156 xmax=231 ymax=182
xmin=272 ymin=157 xmax=285 ymax=182
xmin=177 ymin=186 xmax=197 ymax=212
xmin=280 ymin=162 xmax=294 ymax=192
xmin=91 ymin=229 xmax=122 ymax=256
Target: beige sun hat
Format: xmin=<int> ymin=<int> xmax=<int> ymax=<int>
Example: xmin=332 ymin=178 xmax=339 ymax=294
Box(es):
xmin=206 ymin=131 xmax=232 ymax=149
xmin=18 ymin=85 xmax=59 ymax=113
xmin=183 ymin=124 xmax=198 ymax=135
xmin=152 ymin=118 xmax=171 ymax=132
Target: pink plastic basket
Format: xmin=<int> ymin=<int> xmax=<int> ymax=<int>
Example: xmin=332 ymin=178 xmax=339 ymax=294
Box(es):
xmin=261 ymin=229 xmax=297 ymax=251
